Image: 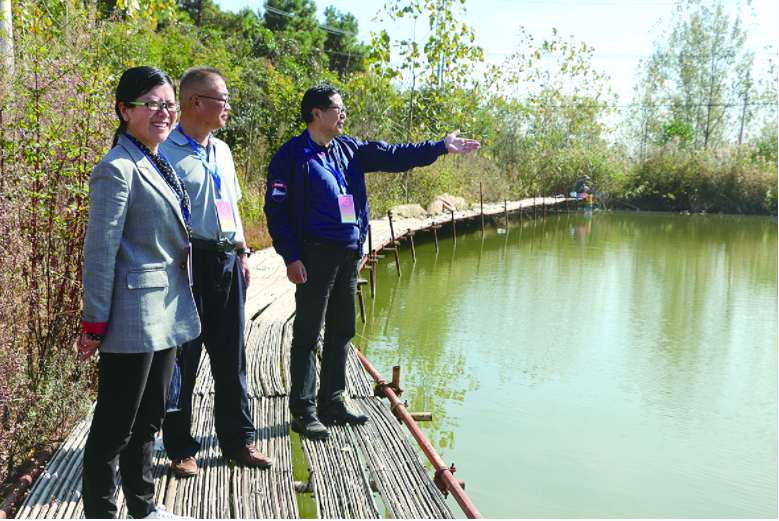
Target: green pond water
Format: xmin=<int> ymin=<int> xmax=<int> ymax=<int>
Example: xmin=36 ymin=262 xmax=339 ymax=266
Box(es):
xmin=352 ymin=211 xmax=778 ymax=519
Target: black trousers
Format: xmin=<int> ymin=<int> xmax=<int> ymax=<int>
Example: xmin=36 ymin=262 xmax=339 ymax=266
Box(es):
xmin=289 ymin=241 xmax=360 ymax=417
xmin=82 ymin=347 xmax=176 ymax=519
xmin=162 ymin=249 xmax=253 ymax=460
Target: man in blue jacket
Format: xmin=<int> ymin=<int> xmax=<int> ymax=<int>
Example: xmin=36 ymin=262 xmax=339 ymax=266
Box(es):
xmin=264 ymin=84 xmax=480 ymax=439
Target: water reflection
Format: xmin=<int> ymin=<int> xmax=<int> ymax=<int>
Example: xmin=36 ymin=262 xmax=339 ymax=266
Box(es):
xmin=360 ymin=211 xmax=777 ymax=518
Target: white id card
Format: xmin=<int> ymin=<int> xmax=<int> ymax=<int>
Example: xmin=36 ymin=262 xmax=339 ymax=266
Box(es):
xmin=215 ymin=199 xmax=237 ymax=233
xmin=338 ymin=195 xmax=357 ymax=223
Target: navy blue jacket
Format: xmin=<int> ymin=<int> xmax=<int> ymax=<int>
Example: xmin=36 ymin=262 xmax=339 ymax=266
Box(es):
xmin=264 ymin=131 xmax=448 ymax=266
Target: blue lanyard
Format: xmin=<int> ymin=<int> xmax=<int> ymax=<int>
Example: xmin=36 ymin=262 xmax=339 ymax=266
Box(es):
xmin=129 ymin=138 xmax=189 ymax=226
xmin=306 ymin=131 xmax=349 ymax=196
xmin=178 ymin=124 xmax=221 ymax=192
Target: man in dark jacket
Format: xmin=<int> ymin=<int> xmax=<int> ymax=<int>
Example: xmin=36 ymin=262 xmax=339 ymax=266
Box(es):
xmin=574 ymin=175 xmax=590 ymax=196
xmin=264 ymin=84 xmax=479 ymax=439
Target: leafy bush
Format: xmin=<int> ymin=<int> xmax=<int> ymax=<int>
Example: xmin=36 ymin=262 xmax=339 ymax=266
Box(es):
xmin=0 ymin=7 xmax=111 ymax=484
xmin=624 ymin=142 xmax=778 ymax=214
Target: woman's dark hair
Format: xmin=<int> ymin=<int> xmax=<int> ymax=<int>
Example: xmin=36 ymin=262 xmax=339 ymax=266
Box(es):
xmin=112 ymin=66 xmax=176 ymax=148
xmin=301 ymin=84 xmax=340 ymax=124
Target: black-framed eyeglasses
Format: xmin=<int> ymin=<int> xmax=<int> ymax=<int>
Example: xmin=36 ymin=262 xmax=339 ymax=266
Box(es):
xmin=320 ymin=105 xmax=347 ymax=115
xmin=194 ymin=94 xmax=230 ymax=106
xmin=128 ymin=100 xmax=180 ymax=113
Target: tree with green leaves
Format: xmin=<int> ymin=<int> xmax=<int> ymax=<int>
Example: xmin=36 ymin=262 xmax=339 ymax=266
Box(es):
xmin=498 ymin=27 xmax=618 ymax=149
xmin=322 ymin=6 xmax=368 ymax=77
xmin=629 ymin=0 xmax=757 ymax=148
xmin=262 ymin=0 xmax=324 ymax=51
xmin=178 ymin=0 xmax=260 ymax=33
xmin=367 ymin=0 xmax=486 ymax=141
xmin=749 ymin=55 xmax=777 ymax=159
xmin=660 ymin=119 xmax=696 ymax=145
xmin=368 ymin=0 xmax=484 ymax=85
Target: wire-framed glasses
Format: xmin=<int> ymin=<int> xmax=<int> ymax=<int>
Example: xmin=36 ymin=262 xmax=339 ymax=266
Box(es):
xmin=128 ymin=100 xmax=181 ymax=113
xmin=321 ymin=105 xmax=347 ymax=115
xmin=195 ymin=94 xmax=230 ymax=106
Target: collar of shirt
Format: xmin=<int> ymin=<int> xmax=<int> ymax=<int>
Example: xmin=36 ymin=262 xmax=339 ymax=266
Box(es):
xmin=171 ymin=127 xmax=215 ymax=159
xmin=307 ymin=137 xmax=340 ymax=165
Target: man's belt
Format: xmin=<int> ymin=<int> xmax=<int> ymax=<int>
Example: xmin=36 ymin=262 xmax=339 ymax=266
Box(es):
xmin=191 ymin=238 xmax=237 ymax=253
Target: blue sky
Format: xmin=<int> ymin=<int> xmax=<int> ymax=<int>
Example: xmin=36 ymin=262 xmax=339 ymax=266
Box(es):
xmin=213 ymin=0 xmax=777 ymax=104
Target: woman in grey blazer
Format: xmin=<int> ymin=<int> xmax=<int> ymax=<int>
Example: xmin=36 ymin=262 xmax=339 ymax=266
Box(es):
xmin=76 ymin=66 xmax=200 ymax=519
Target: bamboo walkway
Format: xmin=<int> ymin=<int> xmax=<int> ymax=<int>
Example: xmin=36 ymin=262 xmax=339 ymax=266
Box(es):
xmin=14 ymin=196 xmax=574 ymax=519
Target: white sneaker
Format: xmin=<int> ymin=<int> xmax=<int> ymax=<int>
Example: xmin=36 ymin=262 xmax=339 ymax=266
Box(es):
xmin=143 ymin=505 xmax=194 ymax=519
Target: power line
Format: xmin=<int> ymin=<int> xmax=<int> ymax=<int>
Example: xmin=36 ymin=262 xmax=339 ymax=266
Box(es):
xmin=262 ymin=3 xmax=358 ymax=37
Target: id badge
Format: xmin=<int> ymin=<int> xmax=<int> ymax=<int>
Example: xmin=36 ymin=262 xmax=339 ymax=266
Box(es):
xmin=338 ymin=195 xmax=357 ymax=224
xmin=215 ymin=199 xmax=237 ymax=233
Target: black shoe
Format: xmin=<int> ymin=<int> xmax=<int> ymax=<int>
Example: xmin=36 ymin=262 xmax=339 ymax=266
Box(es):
xmin=290 ymin=413 xmax=331 ymax=439
xmin=318 ymin=400 xmax=370 ymax=425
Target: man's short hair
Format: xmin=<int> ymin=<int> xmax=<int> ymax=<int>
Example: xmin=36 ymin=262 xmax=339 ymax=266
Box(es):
xmin=301 ymin=84 xmax=340 ymax=124
xmin=180 ymin=66 xmax=225 ymax=101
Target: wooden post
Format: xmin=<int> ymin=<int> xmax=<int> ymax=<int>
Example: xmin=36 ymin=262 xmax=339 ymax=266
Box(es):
xmin=543 ymin=192 xmax=547 ymax=220
xmin=534 ymin=191 xmax=537 ymax=221
xmin=408 ymin=231 xmax=416 ymax=263
xmin=368 ymin=224 xmax=376 ymax=297
xmin=357 ymin=280 xmax=368 ymax=323
xmin=451 ymin=209 xmax=456 ymax=245
xmin=392 ymin=365 xmax=402 ymax=389
xmin=504 ymin=199 xmax=508 ymax=231
xmin=432 ymin=224 xmax=440 ymax=252
xmin=480 ymin=182 xmax=484 ymax=236
xmin=388 ymin=210 xmax=401 ymax=277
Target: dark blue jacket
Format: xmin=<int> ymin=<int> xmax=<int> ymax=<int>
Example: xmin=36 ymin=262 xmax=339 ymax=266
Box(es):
xmin=264 ymin=131 xmax=448 ymax=266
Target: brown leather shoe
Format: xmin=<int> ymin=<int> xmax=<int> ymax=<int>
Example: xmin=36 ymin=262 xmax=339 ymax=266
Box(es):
xmin=171 ymin=456 xmax=198 ymax=477
xmin=233 ymin=443 xmax=274 ymax=469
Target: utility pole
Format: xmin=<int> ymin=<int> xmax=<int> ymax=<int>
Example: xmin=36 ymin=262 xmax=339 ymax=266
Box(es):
xmin=0 ymin=0 xmax=13 ymax=78
xmin=738 ymin=72 xmax=751 ymax=145
xmin=738 ymin=90 xmax=748 ymax=144
xmin=435 ymin=0 xmax=444 ymax=87
xmin=406 ymin=15 xmax=417 ymax=143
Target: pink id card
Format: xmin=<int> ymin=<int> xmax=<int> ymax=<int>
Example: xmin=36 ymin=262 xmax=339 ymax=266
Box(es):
xmin=215 ymin=200 xmax=237 ymax=233
xmin=338 ymin=195 xmax=357 ymax=223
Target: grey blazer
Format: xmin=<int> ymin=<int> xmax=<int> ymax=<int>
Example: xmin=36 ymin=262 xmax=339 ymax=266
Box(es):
xmin=82 ymin=134 xmax=200 ymax=354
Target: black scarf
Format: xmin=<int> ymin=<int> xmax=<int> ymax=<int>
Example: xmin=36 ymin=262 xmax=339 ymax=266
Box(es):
xmin=126 ymin=134 xmax=192 ymax=238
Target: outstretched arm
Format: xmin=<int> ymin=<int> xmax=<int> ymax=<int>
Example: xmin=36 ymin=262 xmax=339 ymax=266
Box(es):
xmin=444 ymin=130 xmax=480 ymax=154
